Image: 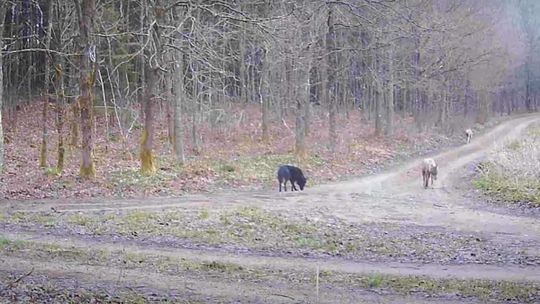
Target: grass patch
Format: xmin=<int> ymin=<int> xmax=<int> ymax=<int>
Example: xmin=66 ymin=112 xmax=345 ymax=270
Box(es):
xmin=43 ymin=166 xmax=61 ymax=176
xmin=344 ymin=274 xmax=539 ymax=303
xmin=3 ymin=212 xmax=58 ymax=227
xmin=212 ymin=153 xmax=325 ymax=185
xmin=198 ymin=209 xmax=210 ymax=220
xmin=108 ymin=168 xmax=176 ymax=195
xmin=505 ymin=140 xmax=521 ymax=151
xmin=67 ymin=213 xmax=95 ymax=227
xmin=474 ymin=163 xmax=540 ymax=206
xmin=0 ymin=237 xmax=106 ymax=263
xmin=0 ymin=236 xmax=12 ymax=247
xmin=115 ymin=210 xmax=160 ymax=235
xmin=200 ymin=260 xmax=243 ymax=272
xmin=474 ymin=126 xmax=540 ymax=206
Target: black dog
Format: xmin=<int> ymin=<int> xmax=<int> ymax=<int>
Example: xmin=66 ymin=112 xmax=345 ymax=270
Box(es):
xmin=277 ymin=165 xmax=307 ymax=192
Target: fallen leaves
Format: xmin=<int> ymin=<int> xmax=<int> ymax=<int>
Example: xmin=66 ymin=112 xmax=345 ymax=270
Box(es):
xmin=2 ymin=102 xmax=462 ymax=201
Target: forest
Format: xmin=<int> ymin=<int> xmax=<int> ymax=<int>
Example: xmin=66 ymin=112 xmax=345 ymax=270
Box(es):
xmin=2 ymin=1 xmax=540 ymax=303
xmin=0 ymin=0 xmax=539 ymax=199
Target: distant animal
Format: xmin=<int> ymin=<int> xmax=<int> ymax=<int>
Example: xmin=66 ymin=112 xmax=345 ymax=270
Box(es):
xmin=465 ymin=128 xmax=473 ymax=144
xmin=277 ymin=165 xmax=307 ymax=192
xmin=421 ymin=158 xmax=438 ymax=189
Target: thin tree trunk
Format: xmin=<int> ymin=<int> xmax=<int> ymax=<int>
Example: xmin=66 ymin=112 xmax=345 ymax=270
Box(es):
xmin=0 ymin=5 xmax=5 ymax=172
xmin=438 ymin=86 xmax=448 ymax=128
xmin=97 ymin=69 xmax=110 ymax=145
xmin=525 ymin=62 xmax=531 ymax=112
xmin=366 ymin=84 xmax=372 ymax=121
xmin=375 ymin=79 xmax=382 ymax=136
xmin=191 ymin=66 xmax=202 ymax=155
xmin=55 ymin=64 xmax=65 ymax=173
xmin=295 ymin=100 xmax=306 ymax=158
xmin=138 ymin=3 xmax=146 ymax=120
xmin=77 ymin=0 xmax=97 ymax=178
xmin=261 ymin=50 xmax=270 ymax=142
xmin=165 ymin=72 xmax=174 ymax=146
xmin=304 ymin=98 xmax=311 ymax=137
xmin=173 ymin=56 xmax=186 ymax=165
xmin=69 ymin=95 xmax=80 ymax=150
xmin=385 ymin=46 xmax=394 ymax=137
xmin=39 ymin=1 xmax=54 ymax=169
xmin=374 ymin=53 xmax=383 ymax=136
xmin=291 ymin=55 xmax=305 ymax=158
xmin=140 ymin=66 xmax=157 ymax=175
xmin=239 ymin=27 xmax=248 ymax=104
xmin=327 ymin=4 xmax=337 ymax=152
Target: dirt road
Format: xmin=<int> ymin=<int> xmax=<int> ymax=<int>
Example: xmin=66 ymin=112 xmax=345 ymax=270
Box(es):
xmin=1 ymin=114 xmax=539 ymax=303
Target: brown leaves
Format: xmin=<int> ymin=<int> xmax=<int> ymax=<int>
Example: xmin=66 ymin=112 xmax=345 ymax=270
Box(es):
xmin=2 ymin=103 xmax=454 ymax=200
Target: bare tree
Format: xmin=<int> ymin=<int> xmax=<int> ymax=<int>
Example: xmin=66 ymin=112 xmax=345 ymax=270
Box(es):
xmin=39 ymin=1 xmax=54 ymax=169
xmin=76 ymin=0 xmax=97 ymax=178
xmin=0 ymin=3 xmax=6 ymax=172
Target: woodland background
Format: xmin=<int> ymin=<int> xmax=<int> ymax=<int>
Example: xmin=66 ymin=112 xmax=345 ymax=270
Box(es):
xmin=0 ymin=0 xmax=539 ymax=199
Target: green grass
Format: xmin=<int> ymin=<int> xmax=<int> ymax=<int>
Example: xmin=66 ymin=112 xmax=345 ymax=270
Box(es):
xmin=212 ymin=153 xmax=325 ymax=185
xmin=3 ymin=212 xmax=58 ymax=227
xmin=67 ymin=213 xmax=95 ymax=226
xmin=473 ymin=164 xmax=540 ymax=206
xmin=474 ymin=126 xmax=540 ymax=206
xmin=0 ymin=236 xmax=11 ymax=247
xmin=108 ymin=168 xmax=176 ymax=195
xmin=198 ymin=209 xmax=210 ymax=220
xmin=335 ymin=273 xmax=538 ymax=303
xmin=505 ymin=140 xmax=521 ymax=151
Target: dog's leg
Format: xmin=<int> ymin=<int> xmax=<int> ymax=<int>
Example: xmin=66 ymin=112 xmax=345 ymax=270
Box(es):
xmin=290 ymin=179 xmax=297 ymax=191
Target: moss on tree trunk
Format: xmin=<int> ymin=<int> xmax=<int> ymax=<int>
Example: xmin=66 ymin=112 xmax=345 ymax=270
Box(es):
xmin=140 ymin=129 xmax=156 ymax=175
xmin=140 ymin=67 xmax=157 ymax=175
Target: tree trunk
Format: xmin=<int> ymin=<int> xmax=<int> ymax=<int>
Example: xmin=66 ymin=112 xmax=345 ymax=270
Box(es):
xmin=191 ymin=68 xmax=202 ymax=155
xmin=295 ymin=61 xmax=307 ymax=159
xmin=165 ymin=72 xmax=174 ymax=146
xmin=303 ymin=99 xmax=311 ymax=137
xmin=173 ymin=57 xmax=186 ymax=165
xmin=374 ymin=79 xmax=383 ymax=136
xmin=239 ymin=28 xmax=248 ymax=104
xmin=138 ymin=3 xmax=146 ymax=120
xmin=69 ymin=99 xmax=80 ymax=149
xmin=385 ymin=46 xmax=394 ymax=137
xmin=374 ymin=52 xmax=383 ymax=136
xmin=55 ymin=64 xmax=65 ymax=173
xmin=0 ymin=5 xmax=5 ymax=172
xmin=140 ymin=67 xmax=157 ymax=175
xmin=476 ymin=90 xmax=490 ymax=125
xmin=261 ymin=53 xmax=270 ymax=142
xmin=291 ymin=55 xmax=305 ymax=158
xmin=327 ymin=4 xmax=337 ymax=152
xmin=295 ymin=101 xmax=306 ymax=158
xmin=39 ymin=1 xmax=54 ymax=169
xmin=77 ymin=0 xmax=97 ymax=178
xmin=438 ymin=86 xmax=448 ymax=128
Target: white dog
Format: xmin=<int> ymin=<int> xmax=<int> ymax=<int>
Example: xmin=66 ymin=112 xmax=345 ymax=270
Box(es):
xmin=465 ymin=128 xmax=473 ymax=144
xmin=422 ymin=158 xmax=438 ymax=188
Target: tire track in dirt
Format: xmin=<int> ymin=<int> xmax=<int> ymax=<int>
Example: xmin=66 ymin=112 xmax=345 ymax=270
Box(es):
xmin=2 ymin=230 xmax=539 ymax=283
xmin=1 ymin=255 xmax=475 ymax=304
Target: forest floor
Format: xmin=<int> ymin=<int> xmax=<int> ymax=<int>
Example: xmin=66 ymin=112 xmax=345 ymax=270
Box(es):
xmin=0 ymin=102 xmax=507 ymax=200
xmin=0 ymin=113 xmax=539 ymax=303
